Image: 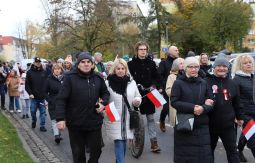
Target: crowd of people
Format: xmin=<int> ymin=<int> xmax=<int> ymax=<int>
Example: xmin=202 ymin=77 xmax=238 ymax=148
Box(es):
xmin=0 ymin=41 xmax=255 ymax=163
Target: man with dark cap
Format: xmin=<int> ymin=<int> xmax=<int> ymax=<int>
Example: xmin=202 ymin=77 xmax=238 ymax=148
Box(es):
xmin=55 ymin=52 xmax=110 ymax=163
xmin=25 ymin=57 xmax=48 ymax=132
xmin=205 ymin=54 xmax=242 ymax=163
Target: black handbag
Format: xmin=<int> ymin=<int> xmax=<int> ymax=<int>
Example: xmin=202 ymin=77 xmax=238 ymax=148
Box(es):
xmin=123 ymin=93 xmax=140 ymax=129
xmin=175 ymin=113 xmax=194 ymax=133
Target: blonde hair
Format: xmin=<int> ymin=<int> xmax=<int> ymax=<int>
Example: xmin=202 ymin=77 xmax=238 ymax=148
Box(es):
xmin=52 ymin=63 xmax=64 ymax=73
xmin=232 ymin=54 xmax=255 ymax=74
xmin=108 ymin=58 xmax=130 ymax=76
xmin=171 ymin=58 xmax=184 ymax=73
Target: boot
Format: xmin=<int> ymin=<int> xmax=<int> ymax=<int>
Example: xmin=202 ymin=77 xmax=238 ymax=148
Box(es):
xmin=251 ymin=148 xmax=255 ymax=158
xmin=238 ymin=150 xmax=247 ymax=162
xmin=159 ymin=121 xmax=166 ymax=132
xmin=150 ymin=140 xmax=161 ymax=153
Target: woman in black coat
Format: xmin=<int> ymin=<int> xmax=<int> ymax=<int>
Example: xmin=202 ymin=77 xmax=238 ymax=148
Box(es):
xmin=232 ymin=54 xmax=255 ymax=161
xmin=171 ymin=57 xmax=214 ymax=163
xmin=46 ymin=63 xmax=64 ymax=144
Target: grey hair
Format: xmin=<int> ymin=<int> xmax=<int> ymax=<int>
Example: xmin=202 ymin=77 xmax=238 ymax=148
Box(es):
xmin=94 ymin=52 xmax=102 ymax=57
xmin=171 ymin=58 xmax=184 ymax=73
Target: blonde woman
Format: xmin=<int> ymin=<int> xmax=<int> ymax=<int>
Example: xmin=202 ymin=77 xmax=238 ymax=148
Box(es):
xmin=46 ymin=63 xmax=64 ymax=144
xmin=105 ymin=58 xmax=141 ymax=163
xmin=232 ymin=54 xmax=255 ymax=161
xmin=165 ymin=58 xmax=184 ymax=127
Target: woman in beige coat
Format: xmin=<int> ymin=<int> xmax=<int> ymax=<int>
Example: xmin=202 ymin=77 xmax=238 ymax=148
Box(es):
xmin=6 ymin=70 xmax=21 ymax=113
xmin=165 ymin=58 xmax=184 ymax=127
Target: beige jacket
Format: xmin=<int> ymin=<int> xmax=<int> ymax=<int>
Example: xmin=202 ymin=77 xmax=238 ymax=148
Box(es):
xmin=7 ymin=76 xmax=20 ymax=97
xmin=165 ymin=72 xmax=178 ymax=127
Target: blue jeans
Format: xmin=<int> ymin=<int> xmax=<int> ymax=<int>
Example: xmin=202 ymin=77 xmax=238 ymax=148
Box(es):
xmin=114 ymin=140 xmax=126 ymax=163
xmin=30 ymin=99 xmax=46 ymax=127
xmin=9 ymin=96 xmax=20 ymax=111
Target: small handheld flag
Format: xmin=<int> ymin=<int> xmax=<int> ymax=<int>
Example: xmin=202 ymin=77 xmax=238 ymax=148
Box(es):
xmin=105 ymin=102 xmax=120 ymax=122
xmin=242 ymin=119 xmax=255 ymax=140
xmin=146 ymin=89 xmax=167 ymax=108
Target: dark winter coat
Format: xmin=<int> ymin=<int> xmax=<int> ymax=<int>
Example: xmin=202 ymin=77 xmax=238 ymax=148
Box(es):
xmin=233 ymin=72 xmax=255 ymax=117
xmin=205 ymin=75 xmax=240 ymax=131
xmin=199 ymin=64 xmax=212 ymax=78
xmin=25 ymin=64 xmax=48 ymax=100
xmin=158 ymin=55 xmax=176 ymax=89
xmin=233 ymin=72 xmax=255 ymax=148
xmin=55 ymin=68 xmax=110 ymax=131
xmin=171 ymin=75 xmax=213 ymax=163
xmin=45 ymin=74 xmax=64 ymax=120
xmin=128 ymin=56 xmax=162 ymax=114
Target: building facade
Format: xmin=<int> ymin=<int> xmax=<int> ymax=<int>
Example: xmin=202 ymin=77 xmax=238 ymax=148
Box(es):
xmin=0 ymin=35 xmax=36 ymax=62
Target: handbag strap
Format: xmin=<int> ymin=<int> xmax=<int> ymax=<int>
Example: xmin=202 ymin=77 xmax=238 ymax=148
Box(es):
xmin=122 ymin=93 xmax=132 ymax=113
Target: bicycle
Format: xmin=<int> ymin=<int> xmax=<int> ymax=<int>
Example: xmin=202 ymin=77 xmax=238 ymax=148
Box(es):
xmin=129 ymin=113 xmax=145 ymax=158
xmin=129 ymin=84 xmax=155 ymax=158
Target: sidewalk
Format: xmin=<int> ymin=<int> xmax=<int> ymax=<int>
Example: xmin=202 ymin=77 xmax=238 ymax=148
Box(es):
xmin=1 ymin=103 xmax=63 ymax=163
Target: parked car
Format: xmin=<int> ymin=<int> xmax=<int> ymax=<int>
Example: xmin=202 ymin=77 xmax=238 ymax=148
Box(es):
xmin=18 ymin=58 xmax=48 ymax=71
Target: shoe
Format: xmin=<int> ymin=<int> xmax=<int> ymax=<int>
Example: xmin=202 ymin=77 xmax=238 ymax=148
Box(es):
xmin=17 ymin=109 xmax=21 ymax=113
xmin=55 ymin=135 xmax=62 ymax=144
xmin=26 ymin=114 xmax=29 ymax=118
xmin=239 ymin=151 xmax=247 ymax=162
xmin=22 ymin=115 xmax=26 ymax=119
xmin=32 ymin=122 xmax=36 ymax=128
xmin=159 ymin=121 xmax=166 ymax=132
xmin=9 ymin=110 xmax=14 ymax=113
xmin=1 ymin=106 xmax=6 ymax=110
xmin=151 ymin=141 xmax=161 ymax=153
xmin=40 ymin=127 xmax=47 ymax=132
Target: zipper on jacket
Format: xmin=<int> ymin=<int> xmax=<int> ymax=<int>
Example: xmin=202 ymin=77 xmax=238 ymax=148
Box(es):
xmin=121 ymin=97 xmax=127 ymax=140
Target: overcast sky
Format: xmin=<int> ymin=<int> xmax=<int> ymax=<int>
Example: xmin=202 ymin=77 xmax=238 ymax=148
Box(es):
xmin=0 ymin=0 xmax=149 ymax=37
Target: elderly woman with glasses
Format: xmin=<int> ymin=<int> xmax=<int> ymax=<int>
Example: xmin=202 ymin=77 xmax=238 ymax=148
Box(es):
xmin=171 ymin=57 xmax=214 ymax=163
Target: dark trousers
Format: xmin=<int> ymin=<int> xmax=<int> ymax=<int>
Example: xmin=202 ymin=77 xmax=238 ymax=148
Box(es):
xmin=0 ymin=84 xmax=5 ymax=107
xmin=210 ymin=126 xmax=240 ymax=163
xmin=159 ymin=93 xmax=169 ymax=122
xmin=68 ymin=128 xmax=102 ymax=163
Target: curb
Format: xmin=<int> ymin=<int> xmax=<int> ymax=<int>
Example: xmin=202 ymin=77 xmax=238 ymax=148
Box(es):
xmin=1 ymin=110 xmax=63 ymax=163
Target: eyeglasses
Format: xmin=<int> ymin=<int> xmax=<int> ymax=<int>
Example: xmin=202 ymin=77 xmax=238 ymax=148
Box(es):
xmin=187 ymin=66 xmax=199 ymax=69
xmin=138 ymin=49 xmax=147 ymax=51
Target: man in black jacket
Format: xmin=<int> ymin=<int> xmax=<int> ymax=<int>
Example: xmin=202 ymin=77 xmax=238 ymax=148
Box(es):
xmin=25 ymin=57 xmax=48 ymax=132
xmin=128 ymin=41 xmax=162 ymax=152
xmin=56 ymin=52 xmax=110 ymax=163
xmin=158 ymin=46 xmax=179 ymax=132
xmin=205 ymin=54 xmax=242 ymax=163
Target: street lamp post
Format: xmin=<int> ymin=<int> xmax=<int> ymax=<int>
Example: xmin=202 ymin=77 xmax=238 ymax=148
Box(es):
xmin=165 ymin=19 xmax=169 ymax=46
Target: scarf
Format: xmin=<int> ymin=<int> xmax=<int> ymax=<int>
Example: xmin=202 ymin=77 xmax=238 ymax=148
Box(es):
xmin=108 ymin=74 xmax=130 ymax=95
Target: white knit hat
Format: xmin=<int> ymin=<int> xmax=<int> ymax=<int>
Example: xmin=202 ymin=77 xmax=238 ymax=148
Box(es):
xmin=184 ymin=57 xmax=199 ymax=70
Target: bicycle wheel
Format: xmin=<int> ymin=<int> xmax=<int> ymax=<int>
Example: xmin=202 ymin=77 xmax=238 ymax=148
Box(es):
xmin=129 ymin=114 xmax=145 ymax=158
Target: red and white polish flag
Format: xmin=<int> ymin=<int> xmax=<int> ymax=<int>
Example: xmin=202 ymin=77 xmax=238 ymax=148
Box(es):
xmin=105 ymin=102 xmax=120 ymax=122
xmin=242 ymin=119 xmax=255 ymax=140
xmin=146 ymin=89 xmax=167 ymax=108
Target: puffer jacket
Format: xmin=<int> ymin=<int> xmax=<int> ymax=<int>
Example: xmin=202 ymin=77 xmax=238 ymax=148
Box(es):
xmin=55 ymin=68 xmax=110 ymax=131
xmin=233 ymin=71 xmax=255 ymax=117
xmin=104 ymin=79 xmax=141 ymax=140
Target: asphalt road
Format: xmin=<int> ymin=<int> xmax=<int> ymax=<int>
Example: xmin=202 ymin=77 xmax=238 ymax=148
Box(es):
xmin=20 ymin=108 xmax=254 ymax=163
